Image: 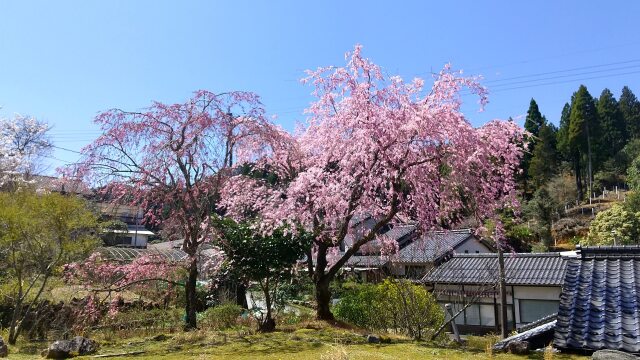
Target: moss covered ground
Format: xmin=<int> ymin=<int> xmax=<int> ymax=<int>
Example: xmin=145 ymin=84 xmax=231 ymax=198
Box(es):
xmin=4 ymin=322 xmax=588 ymax=359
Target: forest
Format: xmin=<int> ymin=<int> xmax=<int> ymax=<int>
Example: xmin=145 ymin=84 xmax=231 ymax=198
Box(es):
xmin=511 ymin=84 xmax=640 ymax=249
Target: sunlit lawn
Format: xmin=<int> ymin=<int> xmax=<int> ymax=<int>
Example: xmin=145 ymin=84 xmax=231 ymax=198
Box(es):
xmin=5 ymin=324 xmax=588 ymax=360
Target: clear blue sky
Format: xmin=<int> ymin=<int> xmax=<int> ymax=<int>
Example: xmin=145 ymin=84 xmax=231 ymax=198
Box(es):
xmin=2 ymin=1 xmax=640 ymax=172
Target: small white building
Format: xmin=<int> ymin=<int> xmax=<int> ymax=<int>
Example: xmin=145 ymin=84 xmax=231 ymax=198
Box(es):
xmin=422 ymin=252 xmax=572 ymax=334
xmin=103 ymin=224 xmax=154 ymax=248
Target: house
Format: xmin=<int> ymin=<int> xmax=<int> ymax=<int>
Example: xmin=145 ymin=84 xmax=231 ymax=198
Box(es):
xmin=554 ymin=245 xmax=640 ymax=353
xmin=102 ymin=224 xmax=155 ymax=248
xmin=99 ymin=203 xmax=155 ymax=248
xmin=343 ymin=225 xmax=493 ymax=281
xmin=421 ymin=252 xmax=571 ymax=334
xmin=391 ymin=228 xmax=494 ymax=279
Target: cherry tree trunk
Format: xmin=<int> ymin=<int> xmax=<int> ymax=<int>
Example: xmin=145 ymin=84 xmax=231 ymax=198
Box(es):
xmin=184 ymin=257 xmax=199 ymax=330
xmin=315 ymin=277 xmax=335 ymax=321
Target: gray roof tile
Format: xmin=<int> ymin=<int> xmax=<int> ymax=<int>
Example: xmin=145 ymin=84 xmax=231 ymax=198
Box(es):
xmin=554 ymin=246 xmax=640 ymax=353
xmin=422 ymin=252 xmax=568 ymax=286
xmin=397 ymin=229 xmax=474 ymax=264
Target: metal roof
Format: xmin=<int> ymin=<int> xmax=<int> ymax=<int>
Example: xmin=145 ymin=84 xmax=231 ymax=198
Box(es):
xmin=397 ymin=229 xmax=474 ymax=264
xmin=554 ymin=246 xmax=640 ymax=353
xmin=421 ymin=252 xmax=569 ymax=286
xmin=96 ymin=247 xmax=188 ymax=262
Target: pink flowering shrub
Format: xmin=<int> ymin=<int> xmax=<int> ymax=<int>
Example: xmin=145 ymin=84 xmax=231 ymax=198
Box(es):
xmin=64 ymin=252 xmax=188 ymax=318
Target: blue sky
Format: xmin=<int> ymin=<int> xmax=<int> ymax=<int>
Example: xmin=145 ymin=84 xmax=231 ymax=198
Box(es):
xmin=2 ymin=1 xmax=640 ymax=172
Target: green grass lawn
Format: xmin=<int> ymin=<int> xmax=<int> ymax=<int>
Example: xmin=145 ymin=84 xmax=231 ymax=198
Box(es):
xmin=5 ymin=323 xmax=588 ymax=360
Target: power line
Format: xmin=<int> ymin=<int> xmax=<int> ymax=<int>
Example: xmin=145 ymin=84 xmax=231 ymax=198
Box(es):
xmin=484 ymin=59 xmax=640 ymax=84
xmin=487 ymin=69 xmax=640 ymax=94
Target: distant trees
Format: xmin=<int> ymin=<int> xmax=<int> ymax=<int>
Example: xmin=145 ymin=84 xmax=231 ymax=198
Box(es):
xmin=569 ymin=85 xmax=599 ymax=199
xmin=529 ymin=122 xmax=558 ymax=189
xmin=0 ymin=115 xmax=51 ymax=186
xmin=597 ymin=89 xmax=626 ymax=159
xmin=620 ymin=86 xmax=640 ymax=138
xmin=518 ymin=85 xmax=640 ymax=248
xmin=521 ymin=99 xmax=548 ymax=197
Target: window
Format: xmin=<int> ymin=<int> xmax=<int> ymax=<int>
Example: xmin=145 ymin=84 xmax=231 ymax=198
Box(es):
xmin=440 ymin=302 xmax=513 ymax=327
xmin=519 ymin=299 xmax=559 ymax=323
xmin=480 ymin=305 xmax=495 ymax=326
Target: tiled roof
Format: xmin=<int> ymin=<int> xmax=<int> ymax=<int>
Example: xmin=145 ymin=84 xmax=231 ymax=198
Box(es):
xmin=494 ymin=318 xmax=557 ymax=351
xmin=397 ymin=229 xmax=474 ymax=264
xmin=344 ymin=228 xmax=476 ymax=269
xmin=422 ymin=252 xmax=569 ymax=286
xmin=554 ymin=246 xmax=640 ymax=353
xmin=384 ymin=224 xmax=417 ymax=245
xmin=344 ymin=255 xmax=390 ymax=268
xmin=97 ymin=247 xmax=188 ymax=262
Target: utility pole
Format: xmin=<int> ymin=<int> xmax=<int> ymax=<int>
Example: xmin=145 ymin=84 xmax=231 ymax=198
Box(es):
xmin=497 ymin=241 xmax=508 ymax=338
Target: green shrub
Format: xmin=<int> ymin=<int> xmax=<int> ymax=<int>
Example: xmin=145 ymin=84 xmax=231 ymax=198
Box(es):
xmin=333 ymin=283 xmax=382 ymax=330
xmin=200 ymin=303 xmax=243 ymax=330
xmin=333 ymin=279 xmax=443 ymax=340
xmin=585 ymin=204 xmax=640 ymax=245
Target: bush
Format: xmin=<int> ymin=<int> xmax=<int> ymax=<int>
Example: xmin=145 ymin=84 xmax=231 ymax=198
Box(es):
xmin=585 ymin=204 xmax=640 ymax=245
xmin=333 ymin=283 xmax=382 ymax=330
xmin=200 ymin=303 xmax=243 ymax=330
xmin=333 ymin=279 xmax=443 ymax=340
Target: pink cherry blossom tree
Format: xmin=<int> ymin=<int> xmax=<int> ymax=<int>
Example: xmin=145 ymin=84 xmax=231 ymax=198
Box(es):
xmin=67 ymin=90 xmax=272 ymax=329
xmin=221 ymin=46 xmax=525 ymax=320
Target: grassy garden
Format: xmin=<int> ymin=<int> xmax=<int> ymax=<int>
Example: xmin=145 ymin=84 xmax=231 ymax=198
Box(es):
xmin=3 ymin=316 xmax=588 ymax=359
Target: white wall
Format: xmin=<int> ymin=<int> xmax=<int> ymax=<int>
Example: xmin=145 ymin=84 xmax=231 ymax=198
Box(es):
xmin=513 ymin=286 xmax=561 ymax=324
xmin=453 ymin=237 xmax=492 ymax=254
xmin=431 ymin=283 xmax=561 ymax=329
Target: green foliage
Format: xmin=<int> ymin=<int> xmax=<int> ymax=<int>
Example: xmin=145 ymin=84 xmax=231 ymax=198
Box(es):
xmin=529 ymin=122 xmax=558 ymax=188
xmin=200 ymin=303 xmax=243 ymax=330
xmin=524 ymin=98 xmax=545 ymax=138
xmin=214 ymin=216 xmax=312 ymax=330
xmin=585 ymin=204 xmax=640 ymax=245
xmin=545 ymin=173 xmax=577 ymax=209
xmin=628 ymin=155 xmax=640 ymax=191
xmin=569 ymin=85 xmax=598 ymax=155
xmin=334 ymin=279 xmax=444 ymax=340
xmin=0 ymin=190 xmax=100 ymax=343
xmin=524 ymin=187 xmax=555 ymax=247
xmin=215 ymin=217 xmax=311 ymax=285
xmin=521 ymin=98 xmax=550 ymax=198
xmin=530 ymin=242 xmax=549 ymax=253
xmin=597 ymin=88 xmax=627 ymax=159
xmin=620 ymin=86 xmax=640 ymax=139
xmin=556 ymin=102 xmax=572 ymax=161
xmin=333 ymin=283 xmax=382 ymax=330
xmin=624 ymin=191 xmax=640 ymax=213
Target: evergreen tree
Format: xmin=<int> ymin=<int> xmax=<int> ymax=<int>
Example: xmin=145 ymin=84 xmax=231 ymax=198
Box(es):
xmin=596 ymin=88 xmax=627 ymax=159
xmin=557 ymin=102 xmax=572 ymax=160
xmin=620 ymin=86 xmax=640 ymax=139
xmin=521 ymin=99 xmax=546 ymax=198
xmin=524 ymin=98 xmax=545 ymax=138
xmin=569 ymin=85 xmax=598 ymax=199
xmin=529 ymin=122 xmax=558 ymax=188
